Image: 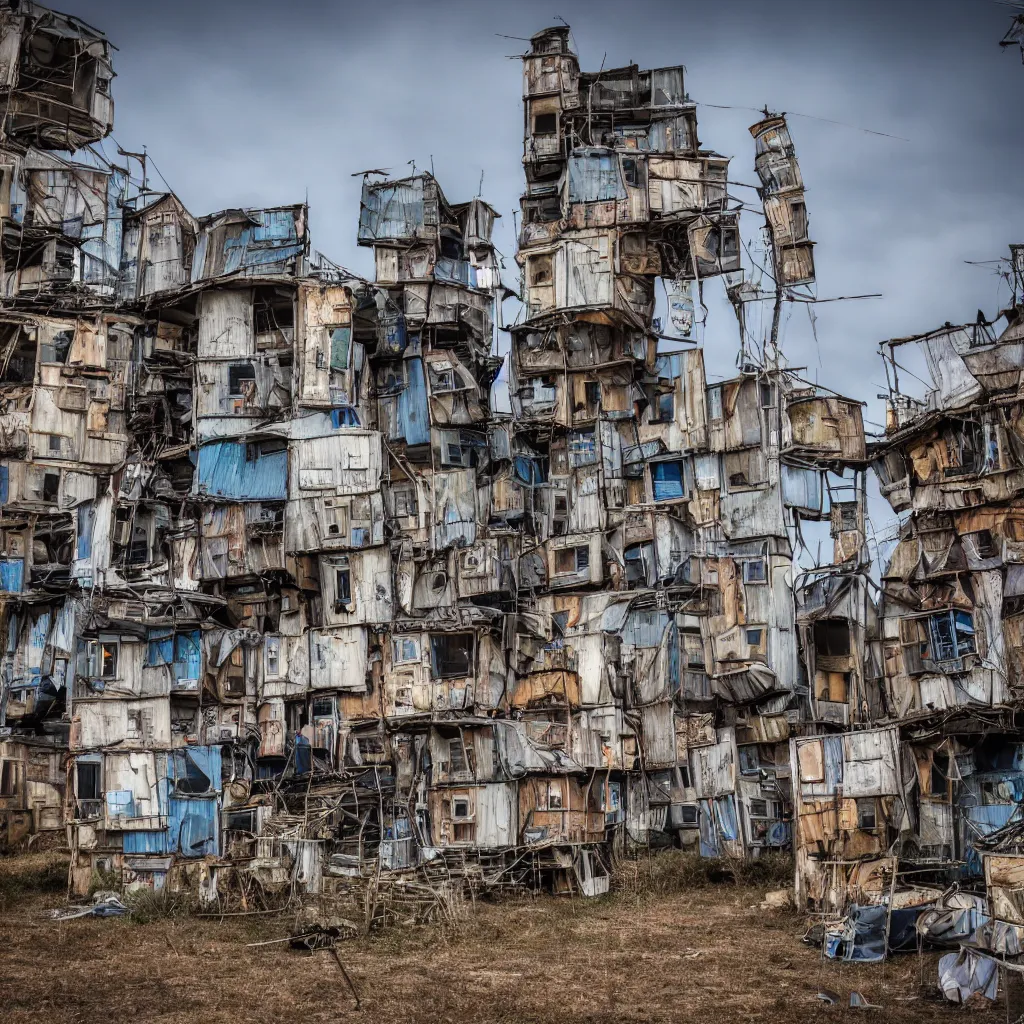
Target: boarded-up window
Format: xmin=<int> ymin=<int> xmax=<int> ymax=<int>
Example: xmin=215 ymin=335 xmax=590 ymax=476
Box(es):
xmin=798 ymin=739 xmax=825 ymax=783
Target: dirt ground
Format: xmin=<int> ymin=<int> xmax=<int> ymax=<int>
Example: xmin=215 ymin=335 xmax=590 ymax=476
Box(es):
xmin=0 ymin=852 xmax=1003 ymax=1024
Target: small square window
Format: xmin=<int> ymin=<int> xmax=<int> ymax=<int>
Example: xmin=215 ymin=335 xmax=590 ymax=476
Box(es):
xmin=392 ymin=637 xmax=420 ymax=664
xmin=533 ymin=112 xmax=557 ymax=135
xmin=554 ymin=546 xmax=589 ymax=574
xmin=743 ymin=558 xmax=767 ymax=584
xmin=430 ymin=633 xmax=473 ymax=678
xmin=856 ymin=799 xmax=877 ymax=830
xmin=584 ymin=381 xmax=602 ymax=408
xmin=228 ymin=363 xmax=256 ymax=397
xmin=745 ymin=627 xmax=764 ymax=649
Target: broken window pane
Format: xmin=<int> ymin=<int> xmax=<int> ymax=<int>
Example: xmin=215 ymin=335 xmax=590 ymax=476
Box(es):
xmin=228 ymin=362 xmax=256 ymax=397
xmin=430 ymin=633 xmax=473 ymax=678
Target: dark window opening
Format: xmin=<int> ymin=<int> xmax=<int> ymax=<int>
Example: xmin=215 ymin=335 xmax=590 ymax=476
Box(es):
xmin=972 ymin=530 xmax=998 ymax=558
xmin=225 ymin=808 xmax=256 ymax=832
xmin=653 ymin=392 xmax=674 ymax=423
xmin=742 ymin=558 xmax=767 ymax=584
xmin=624 ymin=543 xmax=651 ymax=586
xmin=430 ymin=633 xmax=474 ymax=678
xmin=253 ymin=287 xmax=294 ymax=335
xmin=171 ymin=750 xmax=213 ymax=795
xmin=813 ymin=618 xmax=851 ymax=657
xmin=0 ymin=761 xmax=15 ymax=796
xmin=228 ymin=363 xmax=256 ymax=397
xmin=533 ymin=112 xmax=557 ymax=135
xmin=856 ymin=799 xmax=877 ymax=830
xmin=739 ymin=747 xmax=760 ymax=775
xmin=555 ymin=546 xmax=589 ymax=574
xmin=128 ymin=518 xmax=150 ymax=565
xmin=584 ymin=380 xmax=601 ymax=409
xmin=42 ymin=472 xmax=59 ymax=502
xmin=622 ymin=157 xmax=640 ymax=188
xmin=335 ymin=562 xmax=351 ymax=607
xmin=77 ymin=761 xmax=101 ymax=801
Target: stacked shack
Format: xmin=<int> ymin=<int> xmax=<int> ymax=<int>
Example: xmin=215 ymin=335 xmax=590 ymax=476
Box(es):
xmin=509 ymin=26 xmax=868 ymax=868
xmin=0 ymin=1 xmax=117 ymax=849
xmin=789 ymin=282 xmax=1024 ymax=976
xmin=8 ymin=6 xmax=983 ymax=925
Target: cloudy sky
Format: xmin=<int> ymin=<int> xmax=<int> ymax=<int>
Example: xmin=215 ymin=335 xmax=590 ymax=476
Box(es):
xmin=61 ymin=0 xmax=1024 ymax=543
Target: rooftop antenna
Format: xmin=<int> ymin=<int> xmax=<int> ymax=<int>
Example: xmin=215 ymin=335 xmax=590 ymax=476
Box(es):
xmin=116 ymin=144 xmax=148 ymax=193
xmin=477 ymin=169 xmax=485 ymax=198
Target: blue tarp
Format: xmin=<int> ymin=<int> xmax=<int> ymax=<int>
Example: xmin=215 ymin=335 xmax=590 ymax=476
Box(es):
xmin=824 ymin=904 xmax=921 ymax=962
xmin=398 ymin=357 xmax=429 ymax=446
xmin=195 ymin=442 xmax=287 ymax=500
xmin=698 ymin=796 xmax=738 ymax=857
xmin=123 ymin=746 xmax=221 ymax=858
xmin=0 ymin=557 xmax=24 ymax=593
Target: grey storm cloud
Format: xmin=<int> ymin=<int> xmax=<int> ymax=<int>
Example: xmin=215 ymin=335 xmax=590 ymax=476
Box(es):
xmin=58 ymin=0 xmax=1024 ymax=542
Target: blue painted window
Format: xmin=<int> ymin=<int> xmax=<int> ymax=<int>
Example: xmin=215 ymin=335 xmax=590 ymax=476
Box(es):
xmin=651 ymin=460 xmax=686 ymax=501
xmin=174 ymin=632 xmax=201 ymax=683
xmin=146 ymin=628 xmax=173 ymax=666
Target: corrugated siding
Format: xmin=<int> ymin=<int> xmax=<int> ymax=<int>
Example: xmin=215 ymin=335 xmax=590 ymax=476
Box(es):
xmin=195 ymin=442 xmax=287 ymax=500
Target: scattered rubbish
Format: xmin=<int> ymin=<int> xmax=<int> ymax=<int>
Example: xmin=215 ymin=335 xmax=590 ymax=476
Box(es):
xmin=849 ymin=991 xmax=882 ymax=1009
xmin=760 ymin=889 xmax=793 ymax=911
xmin=50 ymin=891 xmax=128 ymax=920
xmin=816 ymin=990 xmax=839 ymax=1005
xmin=938 ymin=948 xmax=999 ymax=1004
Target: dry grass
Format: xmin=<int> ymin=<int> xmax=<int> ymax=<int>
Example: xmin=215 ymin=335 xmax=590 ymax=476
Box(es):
xmin=0 ymin=849 xmax=67 ymax=909
xmin=0 ymin=850 xmax=1003 ymax=1023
